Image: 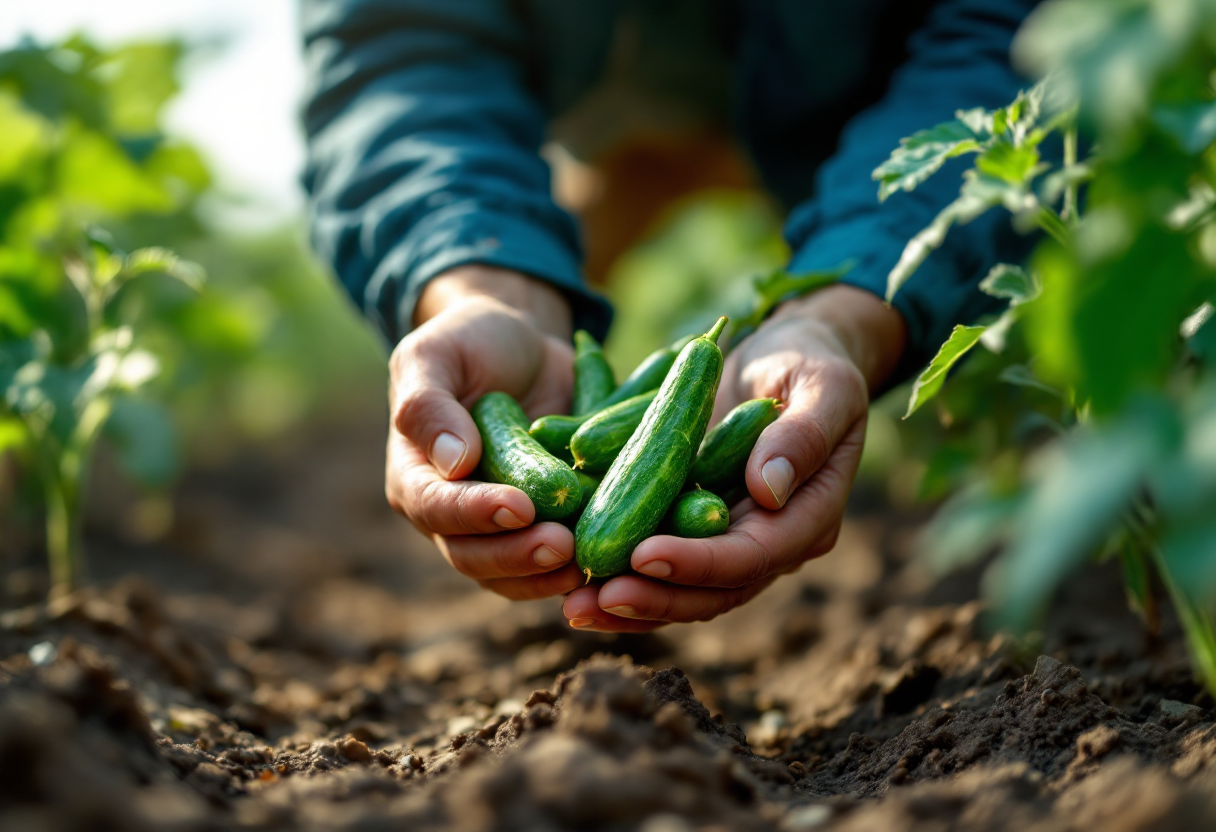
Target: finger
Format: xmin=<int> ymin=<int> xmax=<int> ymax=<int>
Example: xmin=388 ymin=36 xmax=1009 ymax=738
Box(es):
xmin=631 ymin=421 xmax=865 ymax=587
xmin=390 ymin=337 xmax=481 ymax=481
xmin=746 ymin=362 xmax=867 ymax=509
xmin=389 ymin=433 xmax=536 ymax=535
xmin=595 ymin=575 xmax=773 ymax=622
xmin=435 ymin=522 xmax=574 ymax=580
xmin=479 ymin=563 xmax=586 ymax=601
xmin=563 ymin=586 xmax=665 ymax=633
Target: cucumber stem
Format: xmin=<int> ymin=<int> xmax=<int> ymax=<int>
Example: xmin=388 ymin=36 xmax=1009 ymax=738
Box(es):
xmin=705 ymin=316 xmax=728 ymax=344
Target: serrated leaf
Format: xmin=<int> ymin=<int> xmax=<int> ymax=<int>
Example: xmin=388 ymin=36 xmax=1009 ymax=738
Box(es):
xmin=979 ymin=264 xmax=1040 ymax=304
xmin=886 ymin=174 xmax=1013 ymax=300
xmin=904 ymin=325 xmax=987 ymax=418
xmin=873 ymin=116 xmax=986 ymax=201
xmin=119 ymin=247 xmax=204 ymax=290
xmin=976 ymin=142 xmax=1044 ymax=185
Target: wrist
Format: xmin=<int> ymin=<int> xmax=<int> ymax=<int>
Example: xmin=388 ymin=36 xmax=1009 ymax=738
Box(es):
xmin=416 ymin=265 xmax=574 ymax=340
xmin=770 ymin=284 xmax=907 ymax=391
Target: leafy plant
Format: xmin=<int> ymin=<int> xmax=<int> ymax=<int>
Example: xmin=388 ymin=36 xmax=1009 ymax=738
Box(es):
xmin=876 ymin=0 xmax=1216 ymax=691
xmin=2 ymin=236 xmax=201 ymax=594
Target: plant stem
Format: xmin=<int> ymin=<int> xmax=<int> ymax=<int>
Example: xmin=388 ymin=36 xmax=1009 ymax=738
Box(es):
xmin=1036 ymin=208 xmax=1071 ymax=247
xmin=44 ymin=472 xmax=80 ymax=598
xmin=1062 ymin=127 xmax=1079 ymax=225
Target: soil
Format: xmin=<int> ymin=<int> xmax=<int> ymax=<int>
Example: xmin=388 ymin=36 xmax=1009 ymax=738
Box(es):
xmin=2 ymin=409 xmax=1216 ymax=831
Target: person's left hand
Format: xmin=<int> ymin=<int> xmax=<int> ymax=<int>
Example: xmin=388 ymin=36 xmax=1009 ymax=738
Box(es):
xmin=562 ymin=284 xmax=906 ymax=631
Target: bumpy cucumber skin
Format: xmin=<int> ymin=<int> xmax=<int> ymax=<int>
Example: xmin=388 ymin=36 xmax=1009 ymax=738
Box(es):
xmin=670 ymin=489 xmax=729 ymax=538
xmin=572 ymin=331 xmax=616 ymax=416
xmin=528 ymin=413 xmax=584 ymax=463
xmin=568 ymin=389 xmax=658 ymax=473
xmin=575 ymin=318 xmax=727 ymax=578
xmin=597 ymin=334 xmax=690 ymax=410
xmin=687 ymin=398 xmax=781 ymax=494
xmin=472 ymin=392 xmax=582 ymax=522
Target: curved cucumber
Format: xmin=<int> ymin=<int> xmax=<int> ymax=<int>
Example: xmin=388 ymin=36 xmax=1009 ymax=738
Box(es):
xmin=687 ymin=398 xmax=782 ymax=493
xmin=572 ymin=330 xmax=616 ymax=416
xmin=528 ymin=413 xmax=583 ymax=463
xmin=670 ymin=489 xmax=729 ymax=538
xmin=598 ymin=334 xmax=693 ymax=410
xmin=568 ymin=389 xmax=658 ymax=473
xmin=575 ymin=317 xmax=728 ymax=578
xmin=472 ymin=392 xmax=582 ymax=521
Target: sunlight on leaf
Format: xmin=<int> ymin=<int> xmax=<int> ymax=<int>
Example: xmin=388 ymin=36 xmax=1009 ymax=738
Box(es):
xmin=872 ymin=114 xmax=987 ymax=202
xmin=905 ymin=325 xmax=987 ymax=418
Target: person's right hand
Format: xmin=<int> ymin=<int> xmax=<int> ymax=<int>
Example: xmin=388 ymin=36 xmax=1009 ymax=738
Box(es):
xmin=386 ymin=266 xmax=588 ymax=600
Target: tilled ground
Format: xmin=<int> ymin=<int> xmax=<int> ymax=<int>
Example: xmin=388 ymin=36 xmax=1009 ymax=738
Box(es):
xmin=2 ymin=414 xmax=1215 ymax=831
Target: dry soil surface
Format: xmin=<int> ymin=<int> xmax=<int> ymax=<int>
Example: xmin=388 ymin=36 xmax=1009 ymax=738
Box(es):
xmin=2 ymin=414 xmax=1215 ymax=831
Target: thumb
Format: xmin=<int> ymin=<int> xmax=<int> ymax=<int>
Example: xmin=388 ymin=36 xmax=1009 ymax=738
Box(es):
xmin=744 ymin=362 xmax=867 ymax=510
xmin=390 ymin=340 xmax=483 ymax=481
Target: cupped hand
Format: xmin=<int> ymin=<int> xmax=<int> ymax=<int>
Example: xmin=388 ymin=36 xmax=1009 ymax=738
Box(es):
xmin=563 ymin=285 xmax=906 ymax=631
xmin=386 ymin=267 xmax=587 ymax=600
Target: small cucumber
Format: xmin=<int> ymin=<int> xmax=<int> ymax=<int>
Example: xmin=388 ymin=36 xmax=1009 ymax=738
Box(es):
xmin=670 ymin=489 xmax=729 ymax=538
xmin=572 ymin=330 xmax=616 ymax=416
xmin=561 ymin=470 xmax=602 ymax=529
xmin=528 ymin=413 xmax=583 ymax=463
xmin=598 ymin=334 xmax=692 ymax=410
xmin=575 ymin=317 xmax=728 ymax=578
xmin=471 ymin=392 xmax=582 ymax=521
xmin=568 ymin=389 xmax=658 ymax=473
xmin=687 ymin=398 xmax=782 ymax=494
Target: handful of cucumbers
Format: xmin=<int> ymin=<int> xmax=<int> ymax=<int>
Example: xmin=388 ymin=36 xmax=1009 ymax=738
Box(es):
xmin=468 ymin=317 xmax=783 ymax=580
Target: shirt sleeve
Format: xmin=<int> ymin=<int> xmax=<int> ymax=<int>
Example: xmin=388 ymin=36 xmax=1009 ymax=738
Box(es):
xmin=783 ymin=0 xmax=1043 ymax=380
xmin=300 ymin=0 xmax=613 ymax=346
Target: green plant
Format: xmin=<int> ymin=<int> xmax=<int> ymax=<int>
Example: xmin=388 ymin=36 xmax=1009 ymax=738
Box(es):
xmin=1 ymin=235 xmax=201 ymax=594
xmin=876 ymin=0 xmax=1216 ymax=691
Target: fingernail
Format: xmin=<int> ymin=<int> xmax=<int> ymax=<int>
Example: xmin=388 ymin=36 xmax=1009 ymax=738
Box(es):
xmin=603 ymin=605 xmax=639 ymax=618
xmin=568 ymin=618 xmax=596 ymax=629
xmin=532 ymin=544 xmax=566 ymax=568
xmin=635 ymin=560 xmax=672 ymax=579
xmin=492 ymin=507 xmax=528 ymax=529
xmin=430 ymin=432 xmax=467 ymax=479
xmin=761 ymin=456 xmax=796 ymax=507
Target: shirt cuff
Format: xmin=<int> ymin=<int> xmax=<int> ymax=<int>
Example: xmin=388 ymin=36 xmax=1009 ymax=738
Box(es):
xmin=366 ymin=203 xmax=614 ymax=345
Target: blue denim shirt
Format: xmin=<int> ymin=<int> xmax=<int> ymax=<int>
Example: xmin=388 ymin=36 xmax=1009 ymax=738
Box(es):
xmin=301 ymin=0 xmax=1041 ymax=375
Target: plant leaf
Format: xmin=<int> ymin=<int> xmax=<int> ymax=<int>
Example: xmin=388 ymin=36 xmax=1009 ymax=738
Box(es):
xmin=987 ymin=402 xmax=1177 ymax=632
xmin=904 ymin=325 xmax=987 ymax=418
xmin=979 ymin=264 xmax=1040 ymax=304
xmin=998 ymin=363 xmax=1063 ymax=397
xmin=872 ymin=115 xmax=987 ymax=201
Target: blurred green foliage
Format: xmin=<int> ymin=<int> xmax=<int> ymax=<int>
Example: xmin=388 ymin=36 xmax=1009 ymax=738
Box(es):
xmin=876 ymin=0 xmax=1216 ymax=692
xmin=0 ymin=36 xmax=384 ymax=581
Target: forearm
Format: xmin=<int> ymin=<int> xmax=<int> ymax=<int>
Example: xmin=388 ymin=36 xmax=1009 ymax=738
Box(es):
xmin=415 ymin=266 xmax=574 ymax=340
xmin=770 ymin=284 xmax=907 ymax=393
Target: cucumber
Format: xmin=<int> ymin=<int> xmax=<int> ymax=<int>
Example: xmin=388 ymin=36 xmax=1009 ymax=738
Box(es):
xmin=669 ymin=489 xmax=729 ymax=538
xmin=687 ymin=398 xmax=782 ymax=494
xmin=568 ymin=389 xmax=658 ymax=473
xmin=572 ymin=330 xmax=616 ymax=416
xmin=528 ymin=413 xmax=583 ymax=463
xmin=575 ymin=317 xmax=728 ymax=578
xmin=598 ymin=334 xmax=693 ymax=410
xmin=573 ymin=470 xmax=601 ymax=512
xmin=471 ymin=392 xmax=582 ymax=521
